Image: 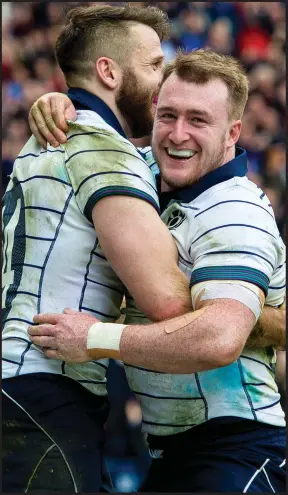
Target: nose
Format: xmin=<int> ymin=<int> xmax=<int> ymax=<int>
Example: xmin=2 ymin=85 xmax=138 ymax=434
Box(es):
xmin=168 ymin=119 xmax=190 ymax=146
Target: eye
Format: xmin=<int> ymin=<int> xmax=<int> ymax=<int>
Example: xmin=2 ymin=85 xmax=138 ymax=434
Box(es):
xmin=190 ymin=117 xmax=204 ymax=123
xmin=159 ymin=113 xmax=176 ymax=120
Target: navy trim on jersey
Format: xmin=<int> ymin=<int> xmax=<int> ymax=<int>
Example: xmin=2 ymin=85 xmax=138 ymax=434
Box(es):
xmin=254 ymin=399 xmax=281 ymax=411
xmin=195 ymin=200 xmax=274 ymax=219
xmin=92 ymin=251 xmax=107 ymax=261
xmin=84 ymin=186 xmax=160 ymax=222
xmin=133 ymin=390 xmax=203 ymax=400
xmin=158 ymin=147 xmax=247 ymax=211
xmin=73 ymin=167 xmax=157 ymax=196
xmin=190 ymin=265 xmax=270 ymax=294
xmin=16 ymin=341 xmax=32 ymax=376
xmin=2 ymin=358 xmax=21 ymax=366
xmin=67 ymin=131 xmax=110 ymax=141
xmin=195 ymin=373 xmax=208 ymax=421
xmin=79 ymin=239 xmax=98 ymax=313
xmin=142 ymin=419 xmax=196 ymax=427
xmin=86 ymin=277 xmax=123 ymax=294
xmin=12 ymin=263 xmax=43 ymax=270
xmin=6 ymin=175 xmax=71 ymax=187
xmin=68 ymin=88 xmax=127 ymax=139
xmin=16 ymin=291 xmax=40 ymax=298
xmin=37 ymin=191 xmax=74 ymax=313
xmin=66 ymin=149 xmax=148 ymax=169
xmin=3 ymin=336 xmax=32 ymax=344
xmin=200 ymin=250 xmax=274 ymax=270
xmin=124 ymin=363 xmax=164 ymax=374
xmin=268 ymin=284 xmax=286 ymax=290
xmin=189 ymin=224 xmax=277 ymax=249
xmin=240 ymin=355 xmax=274 ymax=374
xmin=80 ymin=306 xmax=116 ymax=320
xmin=3 ymin=178 xmax=26 ymax=324
xmin=5 ymin=317 xmax=34 ymax=325
xmin=16 ymin=150 xmax=65 ymax=160
xmin=76 ymin=379 xmax=106 ymax=385
xmin=92 ymin=361 xmax=108 ymax=370
xmin=22 ymin=206 xmax=63 ymax=215
xmin=237 ymin=359 xmax=257 ymax=420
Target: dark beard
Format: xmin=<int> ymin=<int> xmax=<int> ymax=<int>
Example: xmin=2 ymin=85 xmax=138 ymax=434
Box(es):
xmin=116 ymin=69 xmax=154 ymax=138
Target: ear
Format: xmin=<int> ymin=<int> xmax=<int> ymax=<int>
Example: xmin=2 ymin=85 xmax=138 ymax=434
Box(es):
xmin=226 ymin=120 xmax=242 ymax=148
xmin=95 ymin=57 xmax=121 ymax=90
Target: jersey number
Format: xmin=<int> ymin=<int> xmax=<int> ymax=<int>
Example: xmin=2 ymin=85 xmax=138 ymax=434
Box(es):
xmin=2 ymin=199 xmax=21 ymax=306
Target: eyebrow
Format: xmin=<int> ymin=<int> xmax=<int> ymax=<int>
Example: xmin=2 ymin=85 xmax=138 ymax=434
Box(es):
xmin=157 ymin=106 xmax=212 ymax=119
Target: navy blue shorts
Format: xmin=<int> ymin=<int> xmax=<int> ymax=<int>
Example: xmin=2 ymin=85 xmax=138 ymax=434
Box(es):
xmin=141 ymin=417 xmax=286 ymax=492
xmin=2 ymin=373 xmax=109 ymax=492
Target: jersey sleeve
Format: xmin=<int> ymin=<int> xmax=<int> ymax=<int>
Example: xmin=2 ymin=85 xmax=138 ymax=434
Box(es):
xmin=188 ymin=187 xmax=285 ymax=298
xmin=64 ymin=124 xmax=160 ymax=221
xmin=137 ymin=146 xmax=160 ymax=178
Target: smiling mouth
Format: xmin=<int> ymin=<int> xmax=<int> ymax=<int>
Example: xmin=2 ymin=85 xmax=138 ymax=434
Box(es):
xmin=165 ymin=148 xmax=197 ymax=161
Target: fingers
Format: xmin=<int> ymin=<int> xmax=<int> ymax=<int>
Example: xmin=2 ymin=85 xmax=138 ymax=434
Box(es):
xmin=30 ymin=102 xmax=60 ymax=148
xmin=51 ymin=95 xmax=69 ymax=133
xmin=64 ymin=103 xmax=77 ymax=123
xmin=43 ymin=348 xmax=62 ymax=360
xmin=28 ymin=113 xmax=48 ymax=149
xmin=63 ymin=307 xmax=78 ymax=315
xmin=30 ymin=335 xmax=58 ymax=349
xmin=37 ymin=99 xmax=67 ymax=145
xmin=33 ymin=313 xmax=62 ymax=325
xmin=28 ymin=323 xmax=55 ymax=336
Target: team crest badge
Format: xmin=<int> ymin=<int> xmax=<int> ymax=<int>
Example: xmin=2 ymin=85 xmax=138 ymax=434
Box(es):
xmin=166 ymin=209 xmax=186 ymax=230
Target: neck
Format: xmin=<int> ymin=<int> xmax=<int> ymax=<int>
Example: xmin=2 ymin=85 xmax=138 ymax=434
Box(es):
xmin=80 ymin=81 xmax=132 ymax=137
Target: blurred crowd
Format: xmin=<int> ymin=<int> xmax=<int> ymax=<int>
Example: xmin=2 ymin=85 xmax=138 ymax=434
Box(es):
xmin=2 ymin=2 xmax=286 ymax=239
xmin=2 ymin=3 xmax=286 ymax=490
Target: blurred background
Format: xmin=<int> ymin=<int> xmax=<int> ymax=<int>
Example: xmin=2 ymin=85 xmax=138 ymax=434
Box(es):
xmin=2 ymin=1 xmax=286 ymax=239
xmin=2 ymin=2 xmax=286 ymax=491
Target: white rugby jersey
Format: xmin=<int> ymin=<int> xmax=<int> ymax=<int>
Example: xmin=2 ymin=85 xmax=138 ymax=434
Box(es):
xmin=125 ymin=147 xmax=286 ymax=436
xmin=2 ymin=88 xmax=159 ymax=396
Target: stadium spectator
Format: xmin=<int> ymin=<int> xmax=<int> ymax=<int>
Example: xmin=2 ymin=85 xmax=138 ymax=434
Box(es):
xmin=2 ymin=2 xmax=285 ymax=239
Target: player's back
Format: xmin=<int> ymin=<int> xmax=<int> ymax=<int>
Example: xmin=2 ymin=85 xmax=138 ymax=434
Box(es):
xmin=2 ymin=136 xmax=124 ymax=393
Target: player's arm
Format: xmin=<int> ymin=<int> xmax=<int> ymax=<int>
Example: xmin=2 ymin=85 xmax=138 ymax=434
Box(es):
xmin=29 ymin=292 xmax=256 ymax=372
xmin=92 ymin=196 xmax=191 ymax=321
xmin=246 ymin=300 xmax=286 ymax=349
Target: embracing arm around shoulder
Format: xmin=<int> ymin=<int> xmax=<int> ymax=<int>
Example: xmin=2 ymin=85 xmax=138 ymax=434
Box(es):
xmin=92 ymin=196 xmax=192 ymax=322
xmin=118 ymin=296 xmax=256 ymax=373
xmin=246 ymin=299 xmax=286 ymax=349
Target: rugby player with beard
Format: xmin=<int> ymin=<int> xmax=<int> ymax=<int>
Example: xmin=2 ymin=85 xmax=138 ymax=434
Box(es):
xmin=2 ymin=5 xmax=196 ymax=493
xmin=29 ymin=49 xmax=285 ymax=492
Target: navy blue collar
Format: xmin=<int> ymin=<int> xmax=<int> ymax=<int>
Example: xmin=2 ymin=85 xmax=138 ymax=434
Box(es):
xmin=158 ymin=147 xmax=248 ymax=212
xmin=67 ymin=87 xmax=127 ymax=139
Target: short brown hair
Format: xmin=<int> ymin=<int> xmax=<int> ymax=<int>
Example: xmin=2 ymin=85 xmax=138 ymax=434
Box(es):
xmin=161 ymin=49 xmax=249 ymax=120
xmin=55 ymin=4 xmax=170 ymax=85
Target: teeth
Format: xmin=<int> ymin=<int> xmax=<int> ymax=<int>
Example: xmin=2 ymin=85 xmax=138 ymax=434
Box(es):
xmin=167 ymin=148 xmax=196 ymax=158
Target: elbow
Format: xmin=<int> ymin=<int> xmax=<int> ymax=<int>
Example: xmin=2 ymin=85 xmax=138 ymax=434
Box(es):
xmin=148 ymin=298 xmax=192 ymax=322
xmin=215 ymin=333 xmax=246 ymax=368
xmin=188 ymin=333 xmax=245 ymax=374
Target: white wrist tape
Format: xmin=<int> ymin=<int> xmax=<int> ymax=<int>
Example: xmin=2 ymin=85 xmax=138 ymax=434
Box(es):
xmin=191 ymin=280 xmax=264 ymax=320
xmin=87 ymin=322 xmax=126 ymax=353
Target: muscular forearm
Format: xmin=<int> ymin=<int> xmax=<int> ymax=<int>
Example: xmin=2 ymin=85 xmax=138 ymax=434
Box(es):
xmin=246 ymin=304 xmax=286 ymax=349
xmin=96 ymin=299 xmax=255 ymax=373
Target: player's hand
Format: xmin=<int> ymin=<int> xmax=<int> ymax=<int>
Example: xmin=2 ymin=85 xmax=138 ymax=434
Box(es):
xmin=28 ymin=308 xmax=100 ymax=362
xmin=28 ymin=92 xmax=77 ymax=149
